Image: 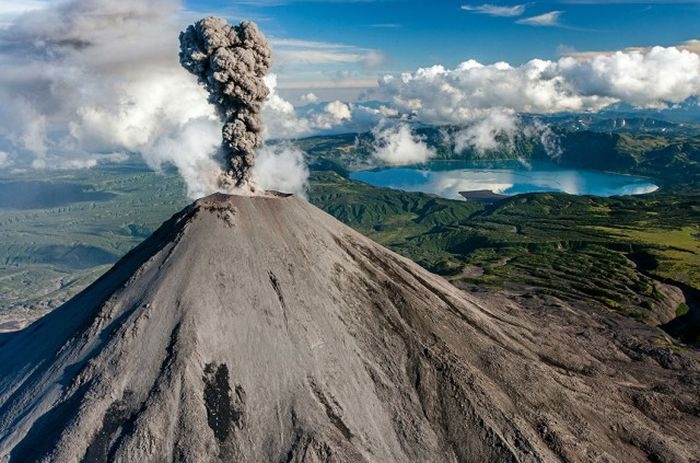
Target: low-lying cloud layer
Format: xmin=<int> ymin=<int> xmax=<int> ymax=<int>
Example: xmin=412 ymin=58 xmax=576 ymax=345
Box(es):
xmin=452 ymin=110 xmax=560 ymax=158
xmin=372 ymin=123 xmax=436 ymax=166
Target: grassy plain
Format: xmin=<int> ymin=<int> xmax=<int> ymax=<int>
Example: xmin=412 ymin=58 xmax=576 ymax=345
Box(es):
xmin=0 ymin=163 xmax=188 ymax=326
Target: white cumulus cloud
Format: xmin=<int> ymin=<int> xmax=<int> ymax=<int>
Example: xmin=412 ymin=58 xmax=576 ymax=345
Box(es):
xmin=373 ymin=44 xmax=699 ymax=157
xmin=320 ymin=100 xmax=352 ymax=125
xmin=376 ymin=45 xmax=700 ymax=123
xmin=453 ymin=108 xmax=519 ymax=154
xmin=300 ymin=92 xmax=318 ymax=104
xmin=262 ymin=74 xmax=355 ymax=138
xmin=559 ymin=46 xmax=700 ymax=108
xmin=372 ymin=123 xmax=436 ymax=166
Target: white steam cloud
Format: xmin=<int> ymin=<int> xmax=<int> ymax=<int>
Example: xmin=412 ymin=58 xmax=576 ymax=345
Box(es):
xmin=0 ymin=0 xmax=223 ymax=197
xmin=372 ymin=123 xmax=436 ymax=166
xmin=251 ymin=144 xmax=309 ymax=197
xmin=145 ymin=118 xmax=222 ymax=199
xmin=0 ymin=0 xmax=317 ymax=198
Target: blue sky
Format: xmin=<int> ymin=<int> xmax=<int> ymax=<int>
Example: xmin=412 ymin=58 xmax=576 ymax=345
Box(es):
xmin=184 ymin=0 xmax=700 ymax=92
xmin=0 ymin=0 xmax=697 ymax=188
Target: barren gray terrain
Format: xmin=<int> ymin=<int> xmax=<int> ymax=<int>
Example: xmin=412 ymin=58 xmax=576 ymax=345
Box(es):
xmin=0 ymin=193 xmax=697 ymax=462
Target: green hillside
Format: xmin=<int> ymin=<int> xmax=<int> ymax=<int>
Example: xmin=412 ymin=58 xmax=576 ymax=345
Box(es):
xmin=0 ymin=128 xmax=698 ymax=346
xmin=308 ymin=171 xmax=700 ymax=345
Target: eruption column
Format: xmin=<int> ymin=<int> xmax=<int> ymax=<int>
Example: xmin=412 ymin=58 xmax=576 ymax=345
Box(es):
xmin=179 ymin=16 xmax=271 ymax=188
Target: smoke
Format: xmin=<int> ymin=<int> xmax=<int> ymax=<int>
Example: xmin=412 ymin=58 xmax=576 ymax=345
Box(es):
xmin=179 ymin=16 xmax=272 ymax=189
xmin=372 ymin=123 xmax=436 ymax=166
xmin=251 ymin=143 xmax=309 ymax=197
xmin=0 ymin=1 xmax=313 ymax=198
xmin=145 ymin=117 xmax=222 ymax=198
xmin=0 ymin=2 xmax=311 ymax=198
xmin=0 ymin=0 xmax=224 ymax=197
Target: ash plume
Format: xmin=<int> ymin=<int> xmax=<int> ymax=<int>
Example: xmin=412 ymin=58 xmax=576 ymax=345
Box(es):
xmin=179 ymin=16 xmax=271 ymax=189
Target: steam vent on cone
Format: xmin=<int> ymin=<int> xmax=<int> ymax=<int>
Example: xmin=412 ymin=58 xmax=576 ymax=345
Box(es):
xmin=0 ymin=193 xmax=698 ymax=462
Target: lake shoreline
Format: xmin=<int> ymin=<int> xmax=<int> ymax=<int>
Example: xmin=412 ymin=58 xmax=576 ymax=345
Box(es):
xmin=459 ymin=190 xmax=508 ymax=204
xmin=350 ymin=160 xmax=659 ymax=200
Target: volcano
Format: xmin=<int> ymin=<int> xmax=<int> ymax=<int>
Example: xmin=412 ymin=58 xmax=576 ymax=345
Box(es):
xmin=0 ymin=193 xmax=697 ymax=462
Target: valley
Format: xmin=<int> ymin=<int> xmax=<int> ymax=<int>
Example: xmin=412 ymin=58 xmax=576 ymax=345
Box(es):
xmin=1 ymin=122 xmax=699 ymax=347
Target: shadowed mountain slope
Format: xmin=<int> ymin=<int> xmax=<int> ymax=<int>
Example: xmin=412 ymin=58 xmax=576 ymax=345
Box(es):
xmin=0 ymin=193 xmax=697 ymax=462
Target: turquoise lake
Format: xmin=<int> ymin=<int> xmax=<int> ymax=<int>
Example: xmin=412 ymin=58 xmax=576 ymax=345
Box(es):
xmin=349 ymin=161 xmax=659 ymax=200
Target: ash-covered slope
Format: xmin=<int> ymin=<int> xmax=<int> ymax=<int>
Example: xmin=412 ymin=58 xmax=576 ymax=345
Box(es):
xmin=0 ymin=193 xmax=698 ymax=463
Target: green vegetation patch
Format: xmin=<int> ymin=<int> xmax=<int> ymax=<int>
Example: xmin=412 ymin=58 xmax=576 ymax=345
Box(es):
xmin=2 ymin=128 xmax=700 ymax=346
